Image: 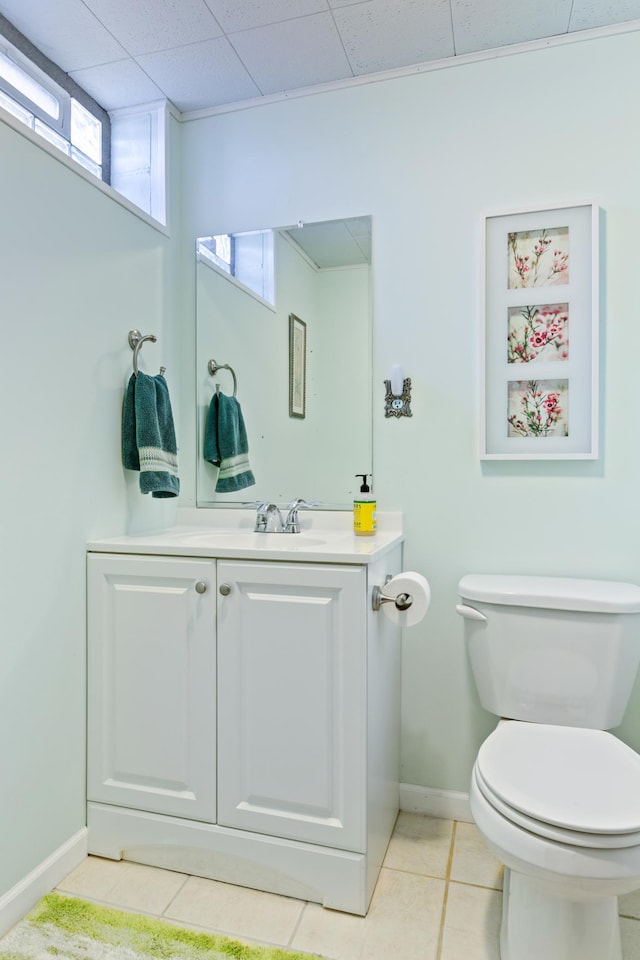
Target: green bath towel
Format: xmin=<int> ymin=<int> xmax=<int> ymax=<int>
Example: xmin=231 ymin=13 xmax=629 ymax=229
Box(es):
xmin=122 ymin=372 xmax=180 ymax=498
xmin=204 ymin=392 xmax=255 ymax=492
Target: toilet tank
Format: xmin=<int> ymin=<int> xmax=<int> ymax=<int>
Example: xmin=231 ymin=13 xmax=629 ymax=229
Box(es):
xmin=457 ymin=575 xmax=640 ymax=729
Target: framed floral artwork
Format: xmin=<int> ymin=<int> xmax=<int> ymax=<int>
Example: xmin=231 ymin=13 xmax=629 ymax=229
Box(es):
xmin=481 ymin=202 xmax=599 ymax=459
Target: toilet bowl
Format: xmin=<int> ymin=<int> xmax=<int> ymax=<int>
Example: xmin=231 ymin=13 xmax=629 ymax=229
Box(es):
xmin=457 ymin=574 xmax=640 ymax=960
xmin=471 ymin=722 xmax=640 ymax=960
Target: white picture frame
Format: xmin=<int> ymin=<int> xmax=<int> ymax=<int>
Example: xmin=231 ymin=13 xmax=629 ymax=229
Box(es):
xmin=481 ymin=202 xmax=599 ymax=460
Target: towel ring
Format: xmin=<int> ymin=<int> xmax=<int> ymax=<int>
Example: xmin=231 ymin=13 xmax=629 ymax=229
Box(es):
xmin=128 ymin=330 xmax=165 ymax=377
xmin=208 ymin=359 xmax=237 ymax=397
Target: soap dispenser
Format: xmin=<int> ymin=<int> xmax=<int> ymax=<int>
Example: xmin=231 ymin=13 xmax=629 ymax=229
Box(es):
xmin=354 ymin=474 xmax=377 ymax=537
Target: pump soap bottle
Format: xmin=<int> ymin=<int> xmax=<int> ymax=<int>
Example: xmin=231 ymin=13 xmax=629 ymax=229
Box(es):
xmin=354 ymin=474 xmax=377 ymax=537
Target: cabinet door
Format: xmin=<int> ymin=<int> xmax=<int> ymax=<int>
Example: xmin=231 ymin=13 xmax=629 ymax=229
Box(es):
xmin=217 ymin=561 xmax=367 ymax=852
xmin=87 ymin=553 xmax=217 ymax=821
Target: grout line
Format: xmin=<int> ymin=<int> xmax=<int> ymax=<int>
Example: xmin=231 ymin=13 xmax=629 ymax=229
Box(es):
xmin=286 ymin=900 xmax=310 ymax=949
xmin=53 ymin=892 xmax=172 ymax=922
xmin=435 ymin=820 xmax=458 ymax=959
xmin=435 ymin=879 xmax=450 ymax=960
xmin=160 ymin=872 xmax=191 ymax=919
xmin=445 ymin=822 xmax=458 ymax=882
xmin=61 ymin=890 xmax=302 ymax=952
xmin=380 ymin=865 xmax=451 ymax=882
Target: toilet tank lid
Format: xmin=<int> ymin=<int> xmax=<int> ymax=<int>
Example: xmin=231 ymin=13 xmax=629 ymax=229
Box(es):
xmin=458 ymin=575 xmax=640 ymax=613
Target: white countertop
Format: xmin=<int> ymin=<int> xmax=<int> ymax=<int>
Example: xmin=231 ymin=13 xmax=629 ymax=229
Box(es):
xmin=88 ymin=508 xmax=403 ymax=564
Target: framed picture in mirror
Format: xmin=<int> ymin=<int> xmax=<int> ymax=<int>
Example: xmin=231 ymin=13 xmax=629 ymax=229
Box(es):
xmin=289 ymin=313 xmax=306 ymax=419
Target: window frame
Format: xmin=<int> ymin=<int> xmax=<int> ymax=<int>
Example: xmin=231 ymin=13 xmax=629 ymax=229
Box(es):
xmin=0 ymin=13 xmax=110 ymax=182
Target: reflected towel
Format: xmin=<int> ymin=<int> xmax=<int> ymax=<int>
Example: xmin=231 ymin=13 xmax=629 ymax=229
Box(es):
xmin=204 ymin=392 xmax=255 ymax=492
xmin=122 ymin=372 xmax=180 ymax=498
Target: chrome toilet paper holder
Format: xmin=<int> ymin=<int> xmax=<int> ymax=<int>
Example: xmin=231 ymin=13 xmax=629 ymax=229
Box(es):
xmin=372 ymin=576 xmax=414 ymax=612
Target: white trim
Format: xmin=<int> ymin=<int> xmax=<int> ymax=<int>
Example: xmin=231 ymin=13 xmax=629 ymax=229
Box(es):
xmin=180 ymin=19 xmax=640 ymax=122
xmin=0 ymin=828 xmax=88 ymax=938
xmin=400 ymin=783 xmax=472 ymax=823
xmin=0 ymin=104 xmax=170 ymax=237
xmin=88 ymin=803 xmax=372 ymax=915
xmin=109 ymin=100 xmax=171 ymax=229
xmin=108 ymin=98 xmax=180 ymax=123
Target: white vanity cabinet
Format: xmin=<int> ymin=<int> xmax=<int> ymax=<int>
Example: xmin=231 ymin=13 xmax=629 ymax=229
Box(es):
xmin=87 ymin=554 xmax=217 ymax=821
xmin=86 ymin=528 xmax=402 ymax=916
xmin=216 ymin=560 xmax=366 ymax=851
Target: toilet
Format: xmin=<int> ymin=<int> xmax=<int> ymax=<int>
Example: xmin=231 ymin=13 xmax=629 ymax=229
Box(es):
xmin=457 ymin=574 xmax=640 ymax=960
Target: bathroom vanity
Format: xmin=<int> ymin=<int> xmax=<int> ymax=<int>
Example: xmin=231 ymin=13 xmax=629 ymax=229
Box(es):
xmin=86 ymin=509 xmax=403 ymax=915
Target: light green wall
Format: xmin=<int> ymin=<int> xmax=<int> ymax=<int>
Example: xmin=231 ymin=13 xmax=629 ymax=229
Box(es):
xmin=0 ymin=116 xmax=181 ymax=897
xmin=180 ymin=29 xmax=640 ymax=791
xmin=3 ymin=25 xmax=640 ymax=906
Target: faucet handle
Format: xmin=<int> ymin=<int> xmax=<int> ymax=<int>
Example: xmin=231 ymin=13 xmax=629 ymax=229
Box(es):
xmin=285 ymin=498 xmax=312 ymax=533
xmin=286 ymin=497 xmax=309 ymax=511
xmin=253 ymin=501 xmax=270 ymax=532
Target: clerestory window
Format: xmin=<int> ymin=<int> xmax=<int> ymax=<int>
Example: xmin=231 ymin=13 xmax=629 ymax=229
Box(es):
xmin=0 ymin=17 xmax=109 ymax=182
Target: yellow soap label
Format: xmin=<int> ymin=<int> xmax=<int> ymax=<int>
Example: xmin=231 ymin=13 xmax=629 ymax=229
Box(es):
xmin=354 ymin=500 xmax=377 ymax=534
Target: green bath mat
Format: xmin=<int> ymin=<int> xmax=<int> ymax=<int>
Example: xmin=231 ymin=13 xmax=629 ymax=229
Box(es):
xmin=0 ymin=892 xmax=318 ymax=960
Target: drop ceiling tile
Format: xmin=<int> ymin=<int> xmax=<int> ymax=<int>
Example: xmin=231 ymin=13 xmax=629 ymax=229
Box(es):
xmin=451 ymin=0 xmax=572 ymax=55
xmin=81 ymin=0 xmax=223 ymax=56
xmin=288 ymin=220 xmax=370 ymax=267
xmin=0 ymin=0 xmax=126 ymax=71
xmin=333 ymin=0 xmax=454 ymax=75
xmin=229 ymin=12 xmax=352 ymax=95
xmin=136 ymin=36 xmax=261 ymax=112
xmin=203 ymin=0 xmax=329 ymax=33
xmin=569 ymin=0 xmax=640 ymax=31
xmin=68 ymin=58 xmax=164 ymax=111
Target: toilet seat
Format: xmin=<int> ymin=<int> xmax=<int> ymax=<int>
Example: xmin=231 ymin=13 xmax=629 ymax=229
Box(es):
xmin=474 ymin=765 xmax=640 ymax=849
xmin=476 ymin=722 xmax=640 ymax=846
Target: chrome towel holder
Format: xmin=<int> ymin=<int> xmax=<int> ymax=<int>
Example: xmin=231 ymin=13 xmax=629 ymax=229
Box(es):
xmin=208 ymin=359 xmax=238 ymax=397
xmin=128 ymin=329 xmax=166 ymax=377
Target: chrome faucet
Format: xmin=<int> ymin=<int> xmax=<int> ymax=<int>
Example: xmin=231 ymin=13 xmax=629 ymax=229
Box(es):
xmin=285 ymin=498 xmax=310 ymax=533
xmin=254 ymin=499 xmax=310 ymax=533
xmin=254 ymin=502 xmax=285 ymax=533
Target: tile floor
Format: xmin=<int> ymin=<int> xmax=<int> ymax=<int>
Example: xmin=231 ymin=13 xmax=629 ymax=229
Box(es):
xmin=55 ymin=813 xmax=640 ymax=960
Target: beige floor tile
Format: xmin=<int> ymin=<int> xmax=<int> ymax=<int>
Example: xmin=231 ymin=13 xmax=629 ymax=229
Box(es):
xmin=292 ymin=867 xmax=445 ymax=960
xmin=383 ymin=811 xmax=453 ymax=879
xmin=440 ymin=880 xmax=501 ymax=960
xmin=450 ymin=821 xmax=504 ymax=890
xmin=56 ymin=856 xmax=188 ymax=915
xmin=622 ymin=917 xmax=640 ymax=959
xmin=164 ymin=875 xmax=304 ymax=945
xmin=621 ymin=889 xmax=640 ymax=920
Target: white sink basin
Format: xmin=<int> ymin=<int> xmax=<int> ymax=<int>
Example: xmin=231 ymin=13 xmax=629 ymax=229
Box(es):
xmin=182 ymin=531 xmax=328 ymax=549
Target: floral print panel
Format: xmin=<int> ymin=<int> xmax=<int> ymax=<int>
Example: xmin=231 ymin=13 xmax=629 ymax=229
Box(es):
xmin=507 ymin=303 xmax=569 ymax=363
xmin=508 ymin=227 xmax=569 ymax=288
xmin=507 ymin=379 xmax=568 ymax=438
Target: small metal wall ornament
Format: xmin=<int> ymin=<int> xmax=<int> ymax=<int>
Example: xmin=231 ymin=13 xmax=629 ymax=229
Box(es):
xmin=384 ymin=377 xmax=412 ymax=418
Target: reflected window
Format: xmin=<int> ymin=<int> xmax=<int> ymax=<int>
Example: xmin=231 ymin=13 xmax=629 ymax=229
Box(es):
xmin=197 ymin=230 xmax=275 ymax=305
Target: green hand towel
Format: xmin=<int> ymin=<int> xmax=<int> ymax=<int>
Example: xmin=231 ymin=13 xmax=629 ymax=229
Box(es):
xmin=122 ymin=372 xmax=180 ymax=498
xmin=204 ymin=392 xmax=255 ymax=492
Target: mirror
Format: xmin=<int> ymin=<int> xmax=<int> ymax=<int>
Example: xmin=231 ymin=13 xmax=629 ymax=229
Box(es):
xmin=196 ymin=216 xmax=373 ymax=509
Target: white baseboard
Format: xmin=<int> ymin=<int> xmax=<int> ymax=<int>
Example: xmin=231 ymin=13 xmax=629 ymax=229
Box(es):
xmin=400 ymin=783 xmax=472 ymax=823
xmin=0 ymin=828 xmax=88 ymax=939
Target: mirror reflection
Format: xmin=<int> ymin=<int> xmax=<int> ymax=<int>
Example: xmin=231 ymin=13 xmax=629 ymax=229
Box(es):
xmin=196 ymin=216 xmax=373 ymax=508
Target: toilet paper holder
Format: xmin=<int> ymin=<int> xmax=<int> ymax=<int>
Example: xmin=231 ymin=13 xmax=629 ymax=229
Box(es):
xmin=372 ymin=576 xmax=414 ymax=612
